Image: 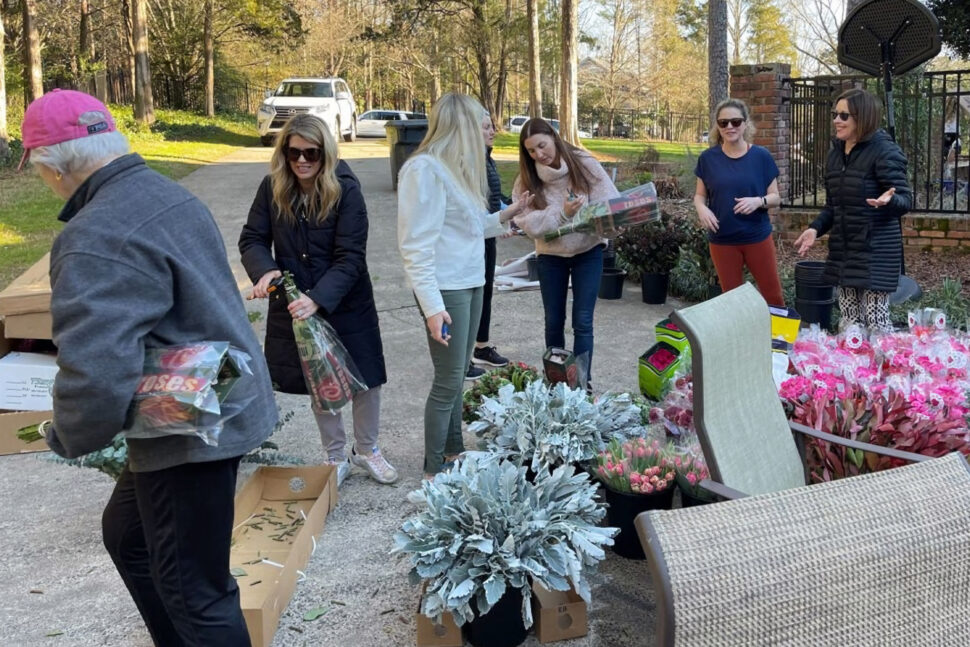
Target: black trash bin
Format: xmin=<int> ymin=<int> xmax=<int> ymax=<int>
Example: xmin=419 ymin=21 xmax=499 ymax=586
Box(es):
xmin=386 ymin=119 xmax=428 ymax=190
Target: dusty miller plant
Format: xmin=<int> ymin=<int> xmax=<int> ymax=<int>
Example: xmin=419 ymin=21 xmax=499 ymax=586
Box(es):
xmin=392 ymin=456 xmax=616 ymax=626
xmin=468 ymin=381 xmax=646 ymax=469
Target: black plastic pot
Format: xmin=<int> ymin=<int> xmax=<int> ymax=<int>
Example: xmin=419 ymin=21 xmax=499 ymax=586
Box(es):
xmin=794 ymin=260 xmax=835 ymax=330
xmin=599 ymin=268 xmax=627 ymax=300
xmin=526 ymin=257 xmax=540 ymax=282
xmin=706 ymin=283 xmax=722 ymax=300
xmin=465 ymin=586 xmax=529 ymax=647
xmin=795 ymin=297 xmax=836 ymax=332
xmin=679 ymin=488 xmax=715 ymax=508
xmin=603 ymin=485 xmax=675 ymax=559
xmin=640 ymin=273 xmax=669 ymax=304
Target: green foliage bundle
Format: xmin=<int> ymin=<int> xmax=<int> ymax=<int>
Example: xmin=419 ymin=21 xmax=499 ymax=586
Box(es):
xmin=461 ymin=362 xmax=541 ymax=424
xmin=392 ymin=457 xmax=617 ymax=626
xmin=469 ymin=381 xmax=647 ymax=469
xmin=613 ymin=209 xmax=689 ymax=279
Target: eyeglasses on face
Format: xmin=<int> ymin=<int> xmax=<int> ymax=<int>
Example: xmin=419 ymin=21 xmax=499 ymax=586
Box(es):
xmin=716 ymin=118 xmax=745 ymax=129
xmin=830 ymin=111 xmax=854 ymax=122
xmin=283 ymin=146 xmax=322 ymax=163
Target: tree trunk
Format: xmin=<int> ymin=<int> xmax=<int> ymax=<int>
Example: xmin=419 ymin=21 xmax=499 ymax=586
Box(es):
xmin=122 ymin=0 xmax=135 ymax=102
xmin=527 ymin=0 xmax=542 ymax=118
xmin=22 ymin=0 xmax=44 ymax=105
xmin=132 ymin=0 xmax=155 ymax=124
xmin=493 ymin=0 xmax=513 ymax=125
xmin=79 ymin=0 xmax=92 ymax=90
xmin=560 ymin=0 xmax=579 ymax=144
xmin=708 ymin=0 xmax=729 ymax=119
xmin=0 ymin=7 xmax=8 ymax=160
xmin=204 ymin=0 xmax=214 ymax=116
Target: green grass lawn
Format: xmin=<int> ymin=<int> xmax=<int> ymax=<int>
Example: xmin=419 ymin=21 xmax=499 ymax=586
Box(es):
xmin=0 ymin=106 xmax=258 ymax=289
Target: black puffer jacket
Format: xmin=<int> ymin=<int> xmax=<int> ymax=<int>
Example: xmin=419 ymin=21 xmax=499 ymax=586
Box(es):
xmin=809 ymin=129 xmax=912 ymax=292
xmin=239 ymin=161 xmax=386 ymax=393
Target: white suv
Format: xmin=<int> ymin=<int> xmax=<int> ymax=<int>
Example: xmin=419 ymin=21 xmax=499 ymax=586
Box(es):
xmin=257 ymin=78 xmax=357 ymax=146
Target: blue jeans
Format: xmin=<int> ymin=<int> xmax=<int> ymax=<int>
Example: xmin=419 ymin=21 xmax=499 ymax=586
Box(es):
xmin=536 ymin=245 xmax=603 ymax=378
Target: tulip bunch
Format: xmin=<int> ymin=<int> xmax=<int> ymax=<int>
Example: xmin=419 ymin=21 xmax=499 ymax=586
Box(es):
xmin=594 ymin=436 xmax=676 ymax=495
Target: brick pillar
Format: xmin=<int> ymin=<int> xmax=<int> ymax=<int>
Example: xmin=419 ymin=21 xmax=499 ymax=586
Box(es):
xmin=729 ymin=63 xmax=791 ymax=202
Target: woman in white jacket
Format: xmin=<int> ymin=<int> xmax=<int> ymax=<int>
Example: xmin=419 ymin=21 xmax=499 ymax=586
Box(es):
xmin=513 ymin=118 xmax=619 ymax=387
xmin=397 ymin=93 xmax=531 ymax=477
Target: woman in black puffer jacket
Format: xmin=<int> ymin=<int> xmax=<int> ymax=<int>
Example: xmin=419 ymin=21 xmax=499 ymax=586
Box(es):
xmin=795 ymin=88 xmax=912 ymax=332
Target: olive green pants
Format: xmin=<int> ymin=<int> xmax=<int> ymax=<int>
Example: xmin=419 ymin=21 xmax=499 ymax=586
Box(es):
xmin=421 ymin=287 xmax=483 ymax=474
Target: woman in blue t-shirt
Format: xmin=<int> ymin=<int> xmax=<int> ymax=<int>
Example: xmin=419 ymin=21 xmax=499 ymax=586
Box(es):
xmin=694 ymin=98 xmax=784 ymax=306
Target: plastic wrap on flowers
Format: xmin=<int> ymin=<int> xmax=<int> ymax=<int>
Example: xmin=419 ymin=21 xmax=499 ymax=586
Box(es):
xmin=543 ymin=182 xmax=660 ymax=241
xmin=273 ymin=272 xmax=368 ymax=414
xmin=125 ymin=342 xmax=254 ymax=446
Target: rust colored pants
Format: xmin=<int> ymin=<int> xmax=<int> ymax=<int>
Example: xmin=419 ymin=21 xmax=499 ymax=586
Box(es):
xmin=709 ymin=235 xmax=785 ymax=307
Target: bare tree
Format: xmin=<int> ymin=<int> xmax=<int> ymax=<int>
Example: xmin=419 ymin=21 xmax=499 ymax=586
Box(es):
xmin=23 ymin=0 xmax=44 ymax=104
xmin=727 ymin=0 xmax=751 ymax=64
xmin=708 ymin=0 xmax=729 ymax=117
xmin=0 ymin=7 xmax=8 ymax=160
xmin=204 ymin=0 xmax=214 ymax=116
xmin=122 ymin=0 xmax=136 ymax=97
xmin=132 ymin=0 xmax=155 ymax=124
xmin=784 ymin=0 xmax=841 ymax=74
xmin=527 ymin=0 xmax=541 ymax=117
xmin=560 ymin=0 xmax=579 ymax=144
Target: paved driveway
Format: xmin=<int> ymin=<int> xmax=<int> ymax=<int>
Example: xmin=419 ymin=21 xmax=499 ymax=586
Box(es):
xmin=1 ymin=140 xmax=673 ymax=646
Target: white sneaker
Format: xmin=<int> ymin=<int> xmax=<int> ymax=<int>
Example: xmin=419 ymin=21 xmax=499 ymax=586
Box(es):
xmin=351 ymin=446 xmax=399 ymax=484
xmin=326 ymin=458 xmax=351 ymax=487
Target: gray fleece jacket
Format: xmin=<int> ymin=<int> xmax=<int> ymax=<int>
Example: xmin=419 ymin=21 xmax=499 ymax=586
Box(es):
xmin=46 ymin=153 xmax=277 ymax=472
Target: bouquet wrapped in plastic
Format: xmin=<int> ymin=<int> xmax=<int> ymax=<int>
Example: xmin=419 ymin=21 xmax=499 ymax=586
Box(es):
xmin=272 ymin=272 xmax=368 ymax=413
xmin=543 ymin=182 xmax=660 ymax=241
xmin=125 ymin=341 xmax=253 ymax=446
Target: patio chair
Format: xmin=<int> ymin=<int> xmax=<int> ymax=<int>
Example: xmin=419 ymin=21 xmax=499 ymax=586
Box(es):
xmin=669 ymin=283 xmax=927 ymax=499
xmin=635 ymin=452 xmax=970 ymax=646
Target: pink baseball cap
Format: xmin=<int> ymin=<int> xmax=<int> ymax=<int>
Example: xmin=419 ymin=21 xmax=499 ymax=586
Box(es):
xmin=19 ymin=89 xmax=117 ymax=170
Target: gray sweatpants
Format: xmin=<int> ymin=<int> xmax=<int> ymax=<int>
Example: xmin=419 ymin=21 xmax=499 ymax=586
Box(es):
xmin=314 ymin=385 xmax=382 ymax=461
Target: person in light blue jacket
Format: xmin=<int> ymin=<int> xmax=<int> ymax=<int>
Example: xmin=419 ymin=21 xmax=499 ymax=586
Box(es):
xmin=397 ymin=93 xmax=532 ymax=478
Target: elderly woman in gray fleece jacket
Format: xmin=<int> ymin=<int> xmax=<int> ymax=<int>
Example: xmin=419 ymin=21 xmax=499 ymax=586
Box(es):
xmin=512 ymin=118 xmax=619 ymax=388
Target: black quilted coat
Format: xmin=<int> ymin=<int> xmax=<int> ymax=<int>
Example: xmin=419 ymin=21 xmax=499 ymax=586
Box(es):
xmin=238 ymin=161 xmax=386 ymax=394
xmin=808 ymin=129 xmax=912 ymax=292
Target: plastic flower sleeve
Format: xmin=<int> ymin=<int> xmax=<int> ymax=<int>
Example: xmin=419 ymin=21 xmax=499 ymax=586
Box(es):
xmin=274 ymin=272 xmax=368 ymax=414
xmin=124 ymin=341 xmax=255 ymax=446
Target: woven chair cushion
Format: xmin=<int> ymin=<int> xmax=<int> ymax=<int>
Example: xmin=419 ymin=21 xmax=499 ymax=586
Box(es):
xmin=642 ymin=453 xmax=970 ymax=646
xmin=672 ymin=284 xmax=804 ymax=496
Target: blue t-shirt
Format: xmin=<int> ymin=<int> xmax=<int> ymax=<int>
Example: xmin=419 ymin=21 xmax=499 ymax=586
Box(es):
xmin=694 ymin=145 xmax=779 ymax=245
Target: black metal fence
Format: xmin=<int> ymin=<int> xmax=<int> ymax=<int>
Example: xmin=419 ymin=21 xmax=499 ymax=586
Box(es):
xmin=504 ymin=103 xmax=707 ymax=143
xmin=788 ymin=70 xmax=969 ymax=214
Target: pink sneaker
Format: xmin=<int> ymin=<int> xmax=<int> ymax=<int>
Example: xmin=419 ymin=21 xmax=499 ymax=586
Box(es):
xmin=351 ymin=446 xmax=399 ymax=484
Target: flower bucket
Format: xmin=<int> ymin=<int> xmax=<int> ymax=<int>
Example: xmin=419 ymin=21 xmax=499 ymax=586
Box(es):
xmin=641 ymin=272 xmax=669 ymax=304
xmin=598 ymin=268 xmax=626 ymax=300
xmin=654 ymin=318 xmax=689 ymax=354
xmin=638 ymin=341 xmax=682 ymax=401
xmin=465 ymin=586 xmax=529 ymax=647
xmin=526 ymin=256 xmax=540 ymax=282
xmin=603 ymin=485 xmax=675 ymax=559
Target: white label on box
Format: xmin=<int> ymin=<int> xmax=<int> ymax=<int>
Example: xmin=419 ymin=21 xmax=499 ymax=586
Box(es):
xmin=0 ymin=352 xmax=58 ymax=411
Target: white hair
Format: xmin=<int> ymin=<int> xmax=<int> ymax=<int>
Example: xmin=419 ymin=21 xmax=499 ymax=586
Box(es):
xmin=30 ymin=130 xmax=130 ymax=175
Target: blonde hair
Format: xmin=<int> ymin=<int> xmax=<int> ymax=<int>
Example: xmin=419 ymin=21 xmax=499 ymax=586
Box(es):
xmin=270 ymin=114 xmax=341 ymax=224
xmin=414 ymin=93 xmax=487 ymax=209
xmin=709 ymin=98 xmax=756 ymax=147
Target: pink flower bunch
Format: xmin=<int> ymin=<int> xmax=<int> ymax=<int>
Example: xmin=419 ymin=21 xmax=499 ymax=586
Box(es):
xmin=648 ymin=376 xmax=694 ymax=436
xmin=595 ymin=436 xmax=676 ymax=495
xmin=671 ymin=439 xmax=711 ymax=497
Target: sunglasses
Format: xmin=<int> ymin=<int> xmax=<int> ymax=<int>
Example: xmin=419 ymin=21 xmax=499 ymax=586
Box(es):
xmin=716 ymin=118 xmax=745 ymax=128
xmin=830 ymin=111 xmax=854 ymax=122
xmin=283 ymin=146 xmax=322 ymax=163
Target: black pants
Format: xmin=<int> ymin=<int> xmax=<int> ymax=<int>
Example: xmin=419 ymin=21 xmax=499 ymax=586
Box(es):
xmin=476 ymin=237 xmax=497 ymax=343
xmin=102 ymin=456 xmax=249 ymax=647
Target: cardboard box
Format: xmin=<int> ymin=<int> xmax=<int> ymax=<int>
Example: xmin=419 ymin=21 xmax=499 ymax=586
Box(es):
xmin=531 ymin=582 xmax=588 ymax=643
xmin=543 ymin=347 xmax=579 ymax=388
xmin=0 ymin=351 xmax=58 ymax=411
xmin=415 ymin=583 xmax=463 ymax=647
xmin=230 ymin=465 xmax=338 ymax=647
xmin=638 ymin=341 xmax=682 ymax=401
xmin=0 ymin=323 xmax=51 ymax=455
xmin=0 ymin=409 xmax=50 ymax=455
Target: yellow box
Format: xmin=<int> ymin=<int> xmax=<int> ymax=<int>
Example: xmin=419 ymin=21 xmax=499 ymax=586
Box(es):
xmin=769 ymin=305 xmax=800 ymax=344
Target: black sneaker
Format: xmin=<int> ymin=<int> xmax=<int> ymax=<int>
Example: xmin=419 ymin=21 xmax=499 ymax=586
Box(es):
xmin=465 ymin=364 xmax=486 ymax=380
xmin=472 ymin=346 xmax=510 ymax=367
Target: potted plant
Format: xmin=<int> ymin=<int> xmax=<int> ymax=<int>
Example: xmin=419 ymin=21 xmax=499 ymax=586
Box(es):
xmin=671 ymin=436 xmax=716 ymax=507
xmin=461 ymin=362 xmax=541 ymax=424
xmin=469 ymin=381 xmax=647 ymax=472
xmin=613 ymin=210 xmax=688 ymax=304
xmin=393 ymin=456 xmax=617 ymax=647
xmin=593 ymin=436 xmax=676 ymax=559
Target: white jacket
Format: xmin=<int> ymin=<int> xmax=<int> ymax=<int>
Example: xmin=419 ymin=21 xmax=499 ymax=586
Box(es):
xmin=397 ymin=154 xmax=505 ymax=318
